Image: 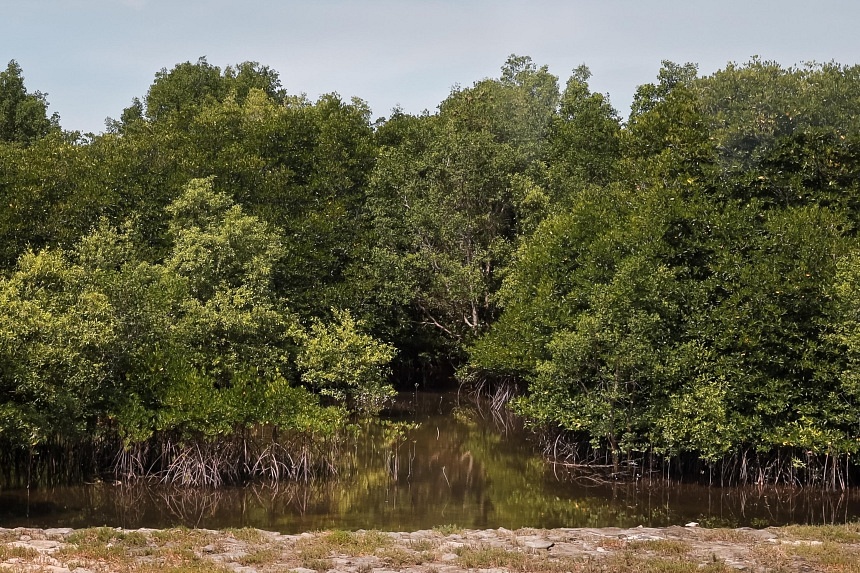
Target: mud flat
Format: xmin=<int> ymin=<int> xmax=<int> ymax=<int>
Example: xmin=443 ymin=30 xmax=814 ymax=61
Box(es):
xmin=2 ymin=522 xmax=859 ymax=573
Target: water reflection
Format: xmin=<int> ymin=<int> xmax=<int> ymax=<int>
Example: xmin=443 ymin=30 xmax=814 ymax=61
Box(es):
xmin=2 ymin=392 xmax=860 ymax=531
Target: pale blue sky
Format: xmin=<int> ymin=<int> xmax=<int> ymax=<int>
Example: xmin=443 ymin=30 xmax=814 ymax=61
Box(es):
xmin=3 ymin=0 xmax=860 ymax=134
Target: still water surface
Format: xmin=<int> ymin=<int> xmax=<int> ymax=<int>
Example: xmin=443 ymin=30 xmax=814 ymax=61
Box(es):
xmin=2 ymin=392 xmax=859 ymax=531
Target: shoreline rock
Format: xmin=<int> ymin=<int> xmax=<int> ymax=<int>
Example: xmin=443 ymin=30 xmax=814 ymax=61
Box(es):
xmin=0 ymin=524 xmax=853 ymax=572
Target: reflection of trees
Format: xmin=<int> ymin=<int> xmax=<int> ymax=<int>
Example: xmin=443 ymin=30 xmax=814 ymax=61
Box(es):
xmin=696 ymin=486 xmax=856 ymax=528
xmin=81 ymin=473 xmax=860 ymax=531
xmin=156 ymin=487 xmax=224 ymax=528
xmin=454 ymin=404 xmax=670 ymax=528
xmin=112 ymin=483 xmax=147 ymax=527
xmin=88 ymin=483 xmax=226 ymax=528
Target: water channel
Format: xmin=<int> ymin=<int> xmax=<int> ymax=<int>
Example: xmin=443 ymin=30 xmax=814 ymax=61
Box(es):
xmin=2 ymin=392 xmax=859 ymax=532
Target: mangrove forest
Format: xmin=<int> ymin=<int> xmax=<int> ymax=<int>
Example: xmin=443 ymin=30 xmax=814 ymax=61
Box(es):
xmin=3 ymin=55 xmax=860 ymax=489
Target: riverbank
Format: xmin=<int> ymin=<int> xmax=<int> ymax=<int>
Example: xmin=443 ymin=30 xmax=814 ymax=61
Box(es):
xmin=2 ymin=523 xmax=859 ymax=573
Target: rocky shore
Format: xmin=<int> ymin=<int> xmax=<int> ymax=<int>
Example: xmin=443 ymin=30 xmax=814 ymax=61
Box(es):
xmin=1 ymin=523 xmax=858 ymax=573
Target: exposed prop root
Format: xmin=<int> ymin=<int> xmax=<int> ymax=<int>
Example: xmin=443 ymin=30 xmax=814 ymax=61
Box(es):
xmin=458 ymin=371 xmax=521 ymax=412
xmin=536 ymin=428 xmax=858 ymax=490
xmin=108 ymin=428 xmax=345 ymax=487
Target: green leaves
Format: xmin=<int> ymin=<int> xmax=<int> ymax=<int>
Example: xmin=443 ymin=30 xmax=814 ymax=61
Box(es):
xmin=514 ymin=255 xmax=680 ymax=452
xmin=0 ymin=178 xmax=395 ymax=452
xmin=0 ymin=248 xmax=117 ymax=445
xmin=362 ymin=56 xmax=561 ymax=356
xmin=166 ymin=177 xmax=285 ymax=300
xmin=471 ymin=59 xmax=860 ymax=468
xmin=297 ymin=309 xmax=396 ymax=415
xmin=0 ymin=60 xmax=59 ymax=144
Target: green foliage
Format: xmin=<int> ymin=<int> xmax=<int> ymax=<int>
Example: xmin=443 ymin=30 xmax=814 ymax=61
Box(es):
xmin=0 ymin=177 xmax=390 ymax=460
xmin=0 ymin=60 xmax=59 ymax=144
xmin=144 ymin=57 xmax=228 ymax=123
xmin=297 ymin=309 xmax=396 ymax=414
xmin=166 ymin=176 xmax=285 ymax=300
xmin=547 ymin=65 xmax=621 ymax=194
xmin=471 ymin=59 xmax=860 ymax=472
xmin=143 ymin=57 xmax=286 ymax=125
xmin=361 ymin=55 xmax=560 ymax=359
xmin=0 ymin=247 xmax=114 ymax=445
xmin=469 ymin=183 xmax=632 ymax=376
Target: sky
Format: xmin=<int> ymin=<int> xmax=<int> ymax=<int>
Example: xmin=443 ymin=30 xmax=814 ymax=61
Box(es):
xmin=3 ymin=0 xmax=860 ymax=134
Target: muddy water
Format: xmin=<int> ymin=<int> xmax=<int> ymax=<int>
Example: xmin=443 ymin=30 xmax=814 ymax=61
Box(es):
xmin=1 ymin=392 xmax=859 ymax=532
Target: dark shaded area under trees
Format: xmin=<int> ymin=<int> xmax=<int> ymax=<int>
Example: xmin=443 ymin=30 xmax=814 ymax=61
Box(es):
xmin=3 ymin=55 xmax=860 ymax=488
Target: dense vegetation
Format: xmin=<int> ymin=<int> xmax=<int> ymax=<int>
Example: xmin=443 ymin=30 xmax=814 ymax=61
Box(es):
xmin=2 ymin=55 xmax=860 ymax=487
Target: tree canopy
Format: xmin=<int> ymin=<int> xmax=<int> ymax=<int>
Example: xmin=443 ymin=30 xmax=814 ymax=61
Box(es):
xmin=0 ymin=60 xmax=59 ymax=145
